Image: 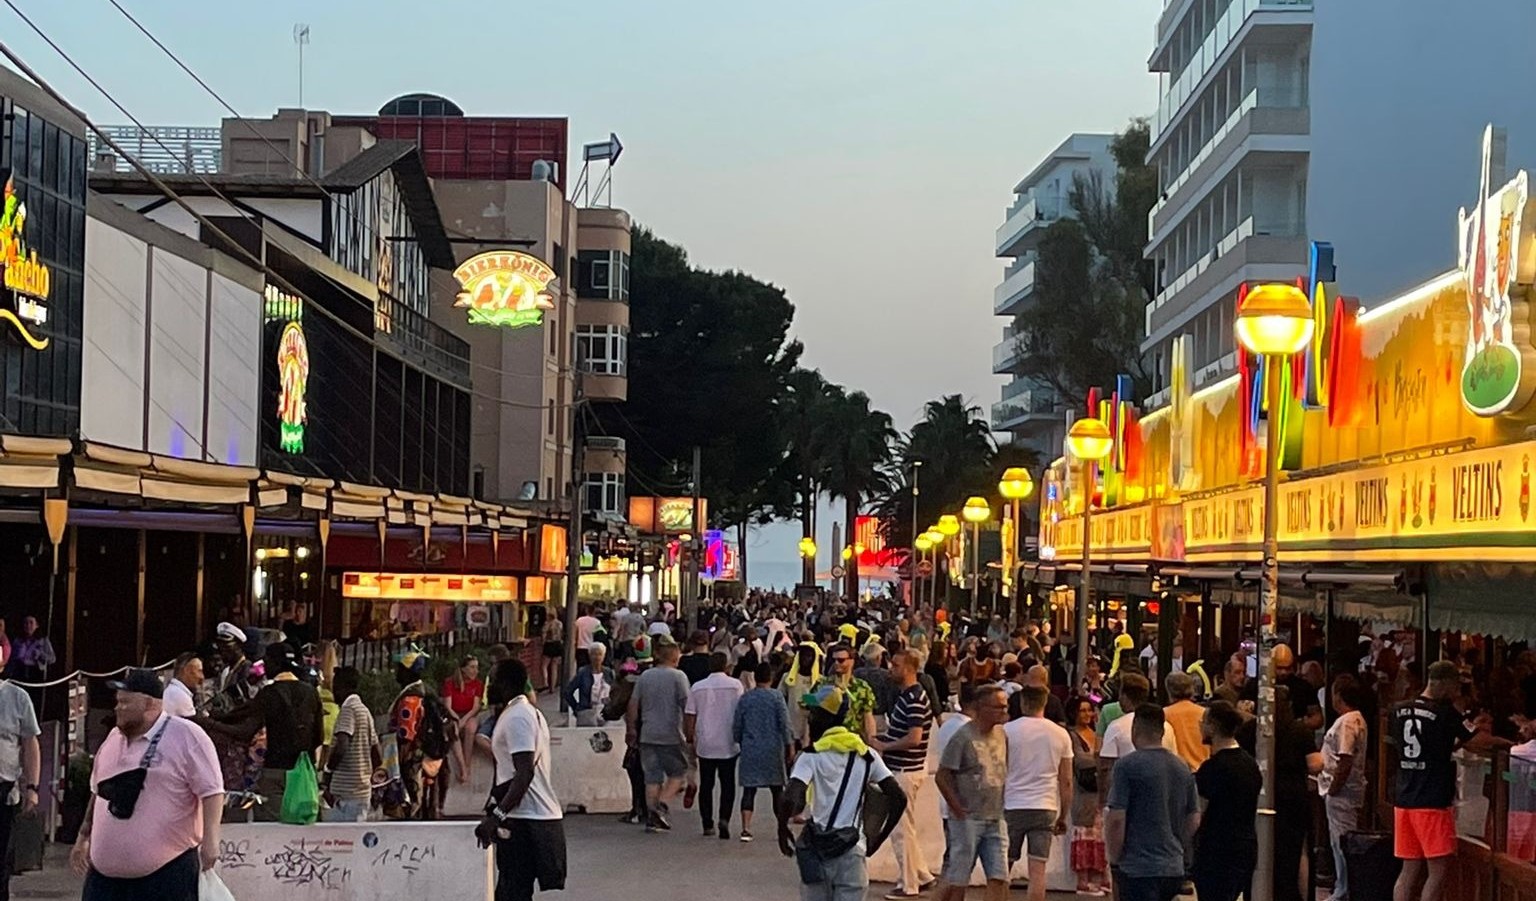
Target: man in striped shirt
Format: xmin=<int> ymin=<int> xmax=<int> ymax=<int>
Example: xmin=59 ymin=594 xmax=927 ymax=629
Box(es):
xmin=870 ymin=650 xmax=935 ymax=899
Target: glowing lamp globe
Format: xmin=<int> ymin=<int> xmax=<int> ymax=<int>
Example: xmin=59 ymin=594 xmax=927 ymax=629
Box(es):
xmin=914 ymin=535 xmax=934 ymax=553
xmin=962 ymin=496 xmax=991 ymax=524
xmin=1235 ymin=283 xmax=1314 ymax=356
xmin=1066 ymin=417 xmax=1114 ymax=462
xmin=797 ymin=537 xmax=817 ymax=559
xmin=922 ymin=529 xmax=946 ymax=545
xmin=998 ymin=467 xmax=1034 ymax=501
xmin=936 ymin=515 xmax=961 ymax=537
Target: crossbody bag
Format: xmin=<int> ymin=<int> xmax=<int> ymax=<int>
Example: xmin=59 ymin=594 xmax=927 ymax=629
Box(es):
xmin=794 ymin=751 xmax=872 ymax=884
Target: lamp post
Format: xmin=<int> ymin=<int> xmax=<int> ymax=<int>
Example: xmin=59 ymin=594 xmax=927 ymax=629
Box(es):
xmin=1065 ymin=417 xmax=1114 ymax=692
xmin=909 ymin=460 xmax=922 ymax=611
xmin=936 ymin=516 xmax=961 ymax=607
xmin=1235 ymin=282 xmax=1315 ymax=901
xmin=998 ymin=467 xmax=1035 ymax=605
xmin=961 ymin=497 xmax=990 ymax=614
xmin=913 ymin=534 xmax=933 ymax=607
xmin=798 ymin=536 xmax=817 ymax=589
xmin=923 ymin=528 xmax=945 ymax=610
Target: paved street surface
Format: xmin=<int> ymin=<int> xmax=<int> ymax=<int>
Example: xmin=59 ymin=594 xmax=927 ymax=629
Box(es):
xmin=11 ymin=817 xmax=1096 ymax=900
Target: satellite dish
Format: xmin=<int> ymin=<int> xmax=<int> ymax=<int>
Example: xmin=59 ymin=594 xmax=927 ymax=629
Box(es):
xmin=518 ymin=481 xmax=539 ymax=501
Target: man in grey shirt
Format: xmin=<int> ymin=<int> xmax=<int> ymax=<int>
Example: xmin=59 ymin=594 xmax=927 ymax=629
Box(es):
xmin=1105 ymin=706 xmax=1201 ymax=901
xmin=627 ymin=637 xmax=691 ymax=832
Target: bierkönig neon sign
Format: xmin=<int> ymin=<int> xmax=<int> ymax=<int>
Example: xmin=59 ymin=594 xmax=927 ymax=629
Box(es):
xmin=0 ymin=176 xmax=51 ymax=350
xmin=453 ymin=251 xmax=556 ymax=329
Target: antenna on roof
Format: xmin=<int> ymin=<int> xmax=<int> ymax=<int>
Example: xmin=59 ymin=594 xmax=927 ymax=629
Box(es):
xmin=293 ymin=24 xmax=311 ymax=107
xmin=573 ymin=133 xmax=623 ymax=208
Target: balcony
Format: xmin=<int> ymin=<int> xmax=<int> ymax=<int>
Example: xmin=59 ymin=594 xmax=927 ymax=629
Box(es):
xmin=991 ymin=388 xmax=1061 ymax=432
xmin=1149 ymin=95 xmax=1309 ymax=239
xmin=993 ymin=259 xmax=1038 ymax=316
xmin=996 ymin=196 xmax=1061 ymax=258
xmin=1151 ymin=0 xmax=1313 ymax=147
xmin=992 ymin=328 xmax=1026 ymax=374
xmin=375 ymin=294 xmax=472 ymax=386
xmin=1143 ymin=217 xmax=1309 ymax=341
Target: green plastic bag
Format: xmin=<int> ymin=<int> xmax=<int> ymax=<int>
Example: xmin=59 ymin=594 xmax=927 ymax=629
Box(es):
xmin=280 ymin=754 xmax=321 ymax=825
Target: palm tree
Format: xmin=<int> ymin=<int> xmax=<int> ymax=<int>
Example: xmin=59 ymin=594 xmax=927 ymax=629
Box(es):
xmin=781 ymin=368 xmax=838 ymax=584
xmin=821 ymin=389 xmax=896 ymax=604
xmin=876 ymin=395 xmax=999 ymax=550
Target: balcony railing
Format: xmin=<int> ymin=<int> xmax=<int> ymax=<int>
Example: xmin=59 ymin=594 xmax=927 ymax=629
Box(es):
xmin=994 ymin=260 xmax=1038 ymax=315
xmin=992 ymin=334 xmax=1025 ymax=372
xmin=996 ymin=196 xmax=1062 ymax=255
xmin=1152 ymin=0 xmax=1312 ymax=143
xmin=376 ymin=294 xmax=473 ymax=384
xmin=1151 ymin=90 xmax=1258 ymax=225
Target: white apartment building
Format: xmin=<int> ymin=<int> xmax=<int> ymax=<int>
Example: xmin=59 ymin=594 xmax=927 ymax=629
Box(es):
xmin=1143 ymin=0 xmax=1536 ymax=395
xmin=993 ymin=133 xmax=1115 ymax=459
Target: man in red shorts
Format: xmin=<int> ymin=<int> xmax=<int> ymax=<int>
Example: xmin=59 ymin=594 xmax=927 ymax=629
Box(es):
xmin=1389 ymin=660 xmax=1506 ymax=901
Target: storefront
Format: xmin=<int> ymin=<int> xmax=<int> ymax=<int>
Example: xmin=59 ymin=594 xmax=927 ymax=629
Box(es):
xmin=1041 ymin=125 xmax=1536 ymax=647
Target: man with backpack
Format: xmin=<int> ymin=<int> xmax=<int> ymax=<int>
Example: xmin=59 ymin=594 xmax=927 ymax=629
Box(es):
xmin=777 ymin=684 xmax=908 ymax=901
xmin=386 ymin=649 xmax=451 ymax=820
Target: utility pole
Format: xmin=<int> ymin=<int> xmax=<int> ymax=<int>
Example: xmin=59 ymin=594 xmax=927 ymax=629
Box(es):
xmin=687 ymin=445 xmax=702 ymax=629
xmin=908 ymin=461 xmax=921 ymax=611
xmin=561 ymin=374 xmax=585 ymax=712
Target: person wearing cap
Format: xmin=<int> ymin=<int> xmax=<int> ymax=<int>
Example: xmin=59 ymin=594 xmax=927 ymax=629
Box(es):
xmin=777 ymin=684 xmax=908 ymax=901
xmin=72 ymin=669 xmax=223 ymax=901
xmin=207 ymin=643 xmax=323 ymax=822
xmin=818 ymin=642 xmax=877 ymax=742
xmin=628 ymin=635 xmax=691 ymax=832
xmin=211 ymin=622 xmax=254 ymax=711
xmin=386 ymin=648 xmax=450 ymax=820
xmin=0 ymin=655 xmax=37 ymax=901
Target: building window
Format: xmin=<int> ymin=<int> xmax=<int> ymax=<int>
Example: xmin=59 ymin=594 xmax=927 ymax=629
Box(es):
xmin=584 ymin=471 xmax=625 ymax=516
xmin=547 ymin=399 xmax=555 ymax=435
xmin=576 ymin=249 xmax=630 ymax=301
xmin=576 ymin=324 xmax=627 ymax=376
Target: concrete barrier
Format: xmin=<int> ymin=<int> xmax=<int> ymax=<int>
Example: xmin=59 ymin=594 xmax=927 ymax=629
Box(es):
xmin=217 ymin=822 xmax=490 ymax=901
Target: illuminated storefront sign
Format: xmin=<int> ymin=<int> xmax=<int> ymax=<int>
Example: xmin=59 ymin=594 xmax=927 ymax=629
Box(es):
xmin=1458 ymin=125 xmax=1536 ymax=416
xmin=628 ymin=496 xmax=709 ymax=534
xmin=1046 ymin=504 xmax=1152 ymax=562
xmin=341 ymin=571 xmax=517 ymax=602
xmin=0 ymin=176 xmax=51 ymax=350
xmin=268 ymin=285 xmax=309 ymax=454
xmin=453 ymin=251 xmax=557 ymax=329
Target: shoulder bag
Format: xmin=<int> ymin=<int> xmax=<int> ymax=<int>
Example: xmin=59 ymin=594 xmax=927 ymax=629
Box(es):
xmin=794 ymin=751 xmax=873 ymax=884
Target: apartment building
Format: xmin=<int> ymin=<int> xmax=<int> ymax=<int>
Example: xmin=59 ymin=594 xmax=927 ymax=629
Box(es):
xmin=1143 ymin=0 xmax=1536 ymax=394
xmin=992 ymin=133 xmax=1115 ymax=459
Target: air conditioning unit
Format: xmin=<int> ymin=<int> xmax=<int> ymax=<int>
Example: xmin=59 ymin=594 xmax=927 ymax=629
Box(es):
xmin=586 ymin=436 xmax=627 ymax=453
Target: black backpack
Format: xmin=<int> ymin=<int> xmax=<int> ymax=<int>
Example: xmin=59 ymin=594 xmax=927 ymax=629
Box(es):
xmin=417 ymin=693 xmax=451 ymax=761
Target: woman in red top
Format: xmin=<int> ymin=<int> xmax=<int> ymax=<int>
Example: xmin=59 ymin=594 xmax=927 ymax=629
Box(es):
xmin=441 ymin=656 xmax=484 ymax=785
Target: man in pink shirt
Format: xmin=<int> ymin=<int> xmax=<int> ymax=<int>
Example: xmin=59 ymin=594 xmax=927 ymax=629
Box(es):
xmin=71 ymin=669 xmax=223 ymax=901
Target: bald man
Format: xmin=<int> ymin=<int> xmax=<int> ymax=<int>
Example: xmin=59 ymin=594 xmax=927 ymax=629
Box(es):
xmin=1272 ymin=644 xmax=1320 ymax=721
xmin=1009 ymin=665 xmax=1067 ymax=725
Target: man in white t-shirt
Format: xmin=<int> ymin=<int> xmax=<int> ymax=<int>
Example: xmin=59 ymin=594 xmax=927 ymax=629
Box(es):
xmin=478 ymin=660 xmax=565 ymax=901
xmin=574 ymin=606 xmax=602 ymax=667
xmin=1097 ymin=673 xmax=1177 ymax=803
xmin=162 ymin=653 xmax=202 ymax=719
xmin=1003 ymin=685 xmax=1074 ymax=901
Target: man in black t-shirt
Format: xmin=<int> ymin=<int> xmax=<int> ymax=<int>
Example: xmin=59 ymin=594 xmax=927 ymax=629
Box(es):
xmin=1390 ymin=661 xmax=1507 ymax=901
xmin=1193 ymin=701 xmax=1261 ymax=901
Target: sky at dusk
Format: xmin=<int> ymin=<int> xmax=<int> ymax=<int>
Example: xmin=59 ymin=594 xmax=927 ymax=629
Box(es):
xmin=7 ymin=0 xmax=1160 ymax=581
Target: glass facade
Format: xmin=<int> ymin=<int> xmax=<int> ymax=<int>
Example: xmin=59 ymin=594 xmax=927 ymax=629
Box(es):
xmin=1 ymin=103 xmax=85 ymax=437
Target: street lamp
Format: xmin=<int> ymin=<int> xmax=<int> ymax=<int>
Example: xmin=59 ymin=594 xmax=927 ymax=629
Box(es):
xmin=961 ymin=497 xmax=990 ymax=613
xmin=913 ymin=534 xmax=934 ymax=606
xmin=923 ymin=528 xmax=947 ymax=607
xmin=1235 ymin=282 xmax=1314 ymax=901
xmin=909 ymin=460 xmax=922 ymax=611
xmin=998 ymin=467 xmax=1035 ymax=602
xmin=1066 ymin=416 xmax=1113 ymax=693
xmin=936 ymin=516 xmax=961 ymax=607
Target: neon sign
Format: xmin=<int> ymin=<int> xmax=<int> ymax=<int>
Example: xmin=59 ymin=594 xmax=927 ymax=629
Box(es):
xmin=0 ymin=176 xmax=51 ymax=350
xmin=1458 ymin=125 xmax=1536 ymax=416
xmin=453 ymin=251 xmax=556 ymax=329
xmin=268 ymin=285 xmax=309 ymax=454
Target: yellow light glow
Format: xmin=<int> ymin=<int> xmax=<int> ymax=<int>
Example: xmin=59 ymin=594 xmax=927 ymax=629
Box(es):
xmin=936 ymin=515 xmax=961 ymax=537
xmin=841 ymin=546 xmax=853 ymax=561
xmin=254 ymin=548 xmax=266 ymax=561
xmin=295 ymin=545 xmax=310 ymax=560
xmin=914 ymin=535 xmax=934 ymax=552
xmin=1234 ymin=283 xmax=1314 ymax=356
xmin=1066 ymin=417 xmax=1114 ymax=462
xmin=797 ymin=537 xmax=817 ymax=558
xmin=998 ymin=467 xmax=1034 ymax=500
xmin=962 ymin=496 xmax=991 ymax=524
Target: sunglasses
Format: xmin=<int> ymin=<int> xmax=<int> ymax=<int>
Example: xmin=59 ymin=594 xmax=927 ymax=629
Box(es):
xmin=831 ymin=656 xmax=852 ymax=664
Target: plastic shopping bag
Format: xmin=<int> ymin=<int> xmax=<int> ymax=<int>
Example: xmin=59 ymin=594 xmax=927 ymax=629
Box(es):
xmin=280 ymin=754 xmax=321 ymax=825
xmin=200 ymin=869 xmax=236 ymax=901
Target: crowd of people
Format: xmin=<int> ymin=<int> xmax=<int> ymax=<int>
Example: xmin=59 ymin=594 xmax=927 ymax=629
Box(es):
xmin=550 ymin=591 xmax=1529 ymax=901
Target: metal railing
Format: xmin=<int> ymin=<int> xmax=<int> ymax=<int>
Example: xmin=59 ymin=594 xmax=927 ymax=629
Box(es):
xmin=376 ymin=294 xmax=473 ymax=384
xmin=336 ymin=626 xmax=500 ymax=673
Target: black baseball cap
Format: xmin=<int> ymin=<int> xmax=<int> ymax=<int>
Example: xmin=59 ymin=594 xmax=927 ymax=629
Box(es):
xmin=106 ymin=668 xmax=164 ymax=699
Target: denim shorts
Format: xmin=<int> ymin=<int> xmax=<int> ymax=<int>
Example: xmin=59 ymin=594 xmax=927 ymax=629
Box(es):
xmin=640 ymin=743 xmax=689 ymax=784
xmin=944 ymin=817 xmax=1008 ymax=884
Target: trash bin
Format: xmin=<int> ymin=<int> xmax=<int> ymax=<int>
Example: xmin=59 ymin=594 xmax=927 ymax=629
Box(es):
xmin=1342 ymin=831 xmax=1401 ymax=901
